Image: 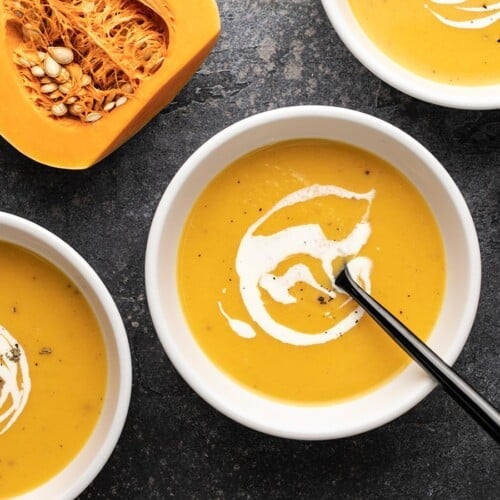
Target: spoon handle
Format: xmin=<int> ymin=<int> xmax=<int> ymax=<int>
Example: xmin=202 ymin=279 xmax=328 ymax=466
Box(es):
xmin=336 ymin=267 xmax=500 ymax=443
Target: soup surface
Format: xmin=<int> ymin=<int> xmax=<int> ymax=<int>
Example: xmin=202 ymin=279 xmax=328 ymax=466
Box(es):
xmin=178 ymin=139 xmax=446 ymax=403
xmin=348 ymin=0 xmax=500 ymax=85
xmin=0 ymin=242 xmax=107 ymax=498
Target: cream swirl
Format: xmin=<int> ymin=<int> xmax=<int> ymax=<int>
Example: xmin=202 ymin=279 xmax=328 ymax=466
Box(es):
xmin=218 ymin=184 xmax=375 ymax=346
xmin=425 ymin=1 xmax=500 ymax=29
xmin=0 ymin=325 xmax=31 ymax=435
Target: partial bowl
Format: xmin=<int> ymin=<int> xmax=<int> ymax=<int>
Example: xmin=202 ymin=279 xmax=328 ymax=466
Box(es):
xmin=145 ymin=105 xmax=481 ymax=440
xmin=320 ymin=0 xmax=500 ymax=110
xmin=0 ymin=212 xmax=132 ymax=499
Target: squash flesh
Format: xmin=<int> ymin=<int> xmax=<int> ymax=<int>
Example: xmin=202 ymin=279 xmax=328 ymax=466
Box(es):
xmin=0 ymin=0 xmax=220 ymax=168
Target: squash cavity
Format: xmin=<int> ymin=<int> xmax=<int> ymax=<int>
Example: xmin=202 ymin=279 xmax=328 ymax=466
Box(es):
xmin=6 ymin=0 xmax=169 ymax=122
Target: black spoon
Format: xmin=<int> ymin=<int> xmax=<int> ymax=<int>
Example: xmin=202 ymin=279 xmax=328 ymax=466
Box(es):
xmin=335 ymin=265 xmax=500 ymax=443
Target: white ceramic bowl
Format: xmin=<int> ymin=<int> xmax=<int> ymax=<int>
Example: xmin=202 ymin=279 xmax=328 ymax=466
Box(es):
xmin=321 ymin=0 xmax=500 ymax=110
xmin=145 ymin=106 xmax=481 ymax=440
xmin=0 ymin=212 xmax=132 ymax=499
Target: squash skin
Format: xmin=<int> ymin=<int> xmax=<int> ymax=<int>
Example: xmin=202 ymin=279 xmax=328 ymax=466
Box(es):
xmin=0 ymin=0 xmax=220 ymax=169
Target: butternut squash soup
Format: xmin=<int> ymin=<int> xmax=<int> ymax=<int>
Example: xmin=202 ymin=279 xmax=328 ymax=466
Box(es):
xmin=348 ymin=0 xmax=500 ymax=85
xmin=0 ymin=242 xmax=107 ymax=498
xmin=178 ymin=139 xmax=446 ymax=403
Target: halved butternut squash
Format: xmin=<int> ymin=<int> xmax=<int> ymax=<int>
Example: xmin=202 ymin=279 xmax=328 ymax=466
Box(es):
xmin=0 ymin=0 xmax=220 ymax=168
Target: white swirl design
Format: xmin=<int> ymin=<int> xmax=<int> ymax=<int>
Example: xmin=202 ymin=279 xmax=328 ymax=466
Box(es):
xmin=218 ymin=184 xmax=375 ymax=346
xmin=426 ymin=1 xmax=500 ymax=28
xmin=0 ymin=325 xmax=31 ymax=435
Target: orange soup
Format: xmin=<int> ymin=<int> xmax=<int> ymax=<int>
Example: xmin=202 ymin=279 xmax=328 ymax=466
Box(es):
xmin=0 ymin=242 xmax=107 ymax=498
xmin=178 ymin=139 xmax=446 ymax=403
xmin=349 ymin=0 xmax=500 ymax=85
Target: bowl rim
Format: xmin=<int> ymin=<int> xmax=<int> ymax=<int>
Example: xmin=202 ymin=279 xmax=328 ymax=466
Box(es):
xmin=0 ymin=211 xmax=132 ymax=499
xmin=320 ymin=0 xmax=500 ymax=110
xmin=145 ymin=105 xmax=481 ymax=440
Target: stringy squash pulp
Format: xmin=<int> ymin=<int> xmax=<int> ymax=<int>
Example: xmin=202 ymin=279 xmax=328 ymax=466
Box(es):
xmin=0 ymin=0 xmax=220 ymax=168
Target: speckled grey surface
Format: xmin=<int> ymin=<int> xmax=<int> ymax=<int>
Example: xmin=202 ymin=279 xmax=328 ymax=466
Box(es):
xmin=0 ymin=1 xmax=499 ymax=498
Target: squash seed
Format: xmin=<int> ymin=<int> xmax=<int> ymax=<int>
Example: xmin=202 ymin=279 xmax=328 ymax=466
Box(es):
xmin=55 ymin=67 xmax=70 ymax=83
xmin=22 ymin=26 xmax=41 ymax=43
xmin=150 ymin=57 xmax=164 ymax=74
xmin=30 ymin=65 xmax=45 ymax=78
xmin=120 ymin=83 xmax=134 ymax=94
xmin=48 ymin=46 xmax=74 ymax=65
xmin=69 ymin=103 xmax=84 ymax=116
xmin=49 ymin=90 xmax=62 ymax=100
xmin=37 ymin=51 xmax=46 ymax=62
xmin=81 ymin=74 xmax=92 ymax=87
xmin=58 ymin=82 xmax=72 ymax=94
xmin=84 ymin=112 xmax=102 ymax=122
xmin=103 ymin=101 xmax=115 ymax=112
xmin=115 ymin=96 xmax=127 ymax=107
xmin=142 ymin=48 xmax=153 ymax=61
xmin=66 ymin=96 xmax=78 ymax=104
xmin=40 ymin=82 xmax=58 ymax=93
xmin=17 ymin=57 xmax=33 ymax=68
xmin=44 ymin=55 xmax=61 ymax=78
xmin=51 ymin=102 xmax=68 ymax=117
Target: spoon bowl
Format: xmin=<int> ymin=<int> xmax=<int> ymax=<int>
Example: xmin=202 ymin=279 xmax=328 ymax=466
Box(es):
xmin=146 ymin=105 xmax=481 ymax=439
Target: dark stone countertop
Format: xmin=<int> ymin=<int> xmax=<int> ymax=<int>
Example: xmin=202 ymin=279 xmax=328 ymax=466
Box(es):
xmin=0 ymin=1 xmax=498 ymax=498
